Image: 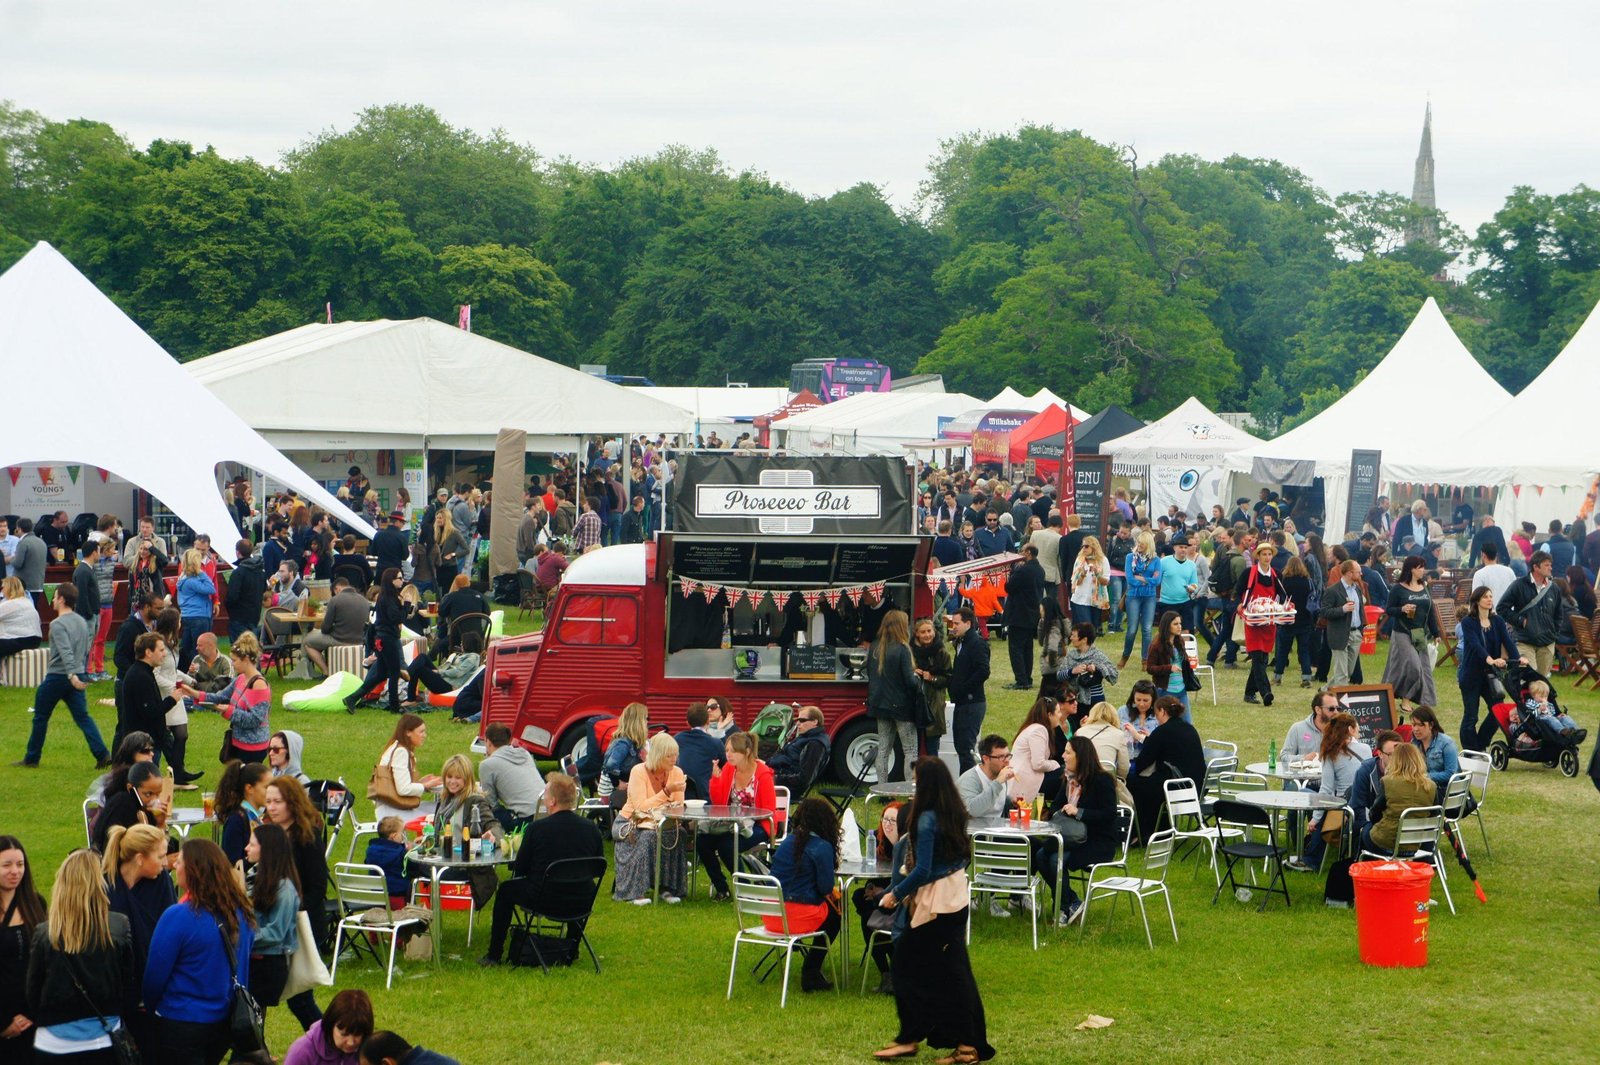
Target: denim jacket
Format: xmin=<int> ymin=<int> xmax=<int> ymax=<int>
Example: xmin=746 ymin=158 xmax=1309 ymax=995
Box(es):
xmin=1418 ymin=733 xmax=1459 ymax=785
xmin=1125 ymin=553 xmax=1162 ymax=598
xmin=890 ymin=811 xmax=968 ymax=901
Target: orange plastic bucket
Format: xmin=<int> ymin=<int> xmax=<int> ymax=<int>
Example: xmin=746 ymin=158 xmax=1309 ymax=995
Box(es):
xmin=1359 ymin=605 xmax=1385 ymax=655
xmin=1350 ymin=860 xmax=1434 ymax=967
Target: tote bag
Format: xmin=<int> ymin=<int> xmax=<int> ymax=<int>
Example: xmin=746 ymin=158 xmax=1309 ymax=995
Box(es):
xmin=283 ymin=910 xmax=333 ymax=998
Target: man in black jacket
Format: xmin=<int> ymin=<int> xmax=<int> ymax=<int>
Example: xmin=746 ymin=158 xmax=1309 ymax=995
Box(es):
xmin=371 ymin=511 xmax=410 ymax=574
xmin=224 ymin=540 xmax=267 ymax=641
xmin=111 ymin=594 xmax=163 ymax=750
xmin=947 ymin=606 xmax=991 ymax=774
xmin=479 ymin=772 xmax=603 ymax=967
xmin=1497 ymin=550 xmax=1566 ymax=678
xmin=1003 ymin=545 xmax=1046 ymax=689
xmin=768 ymin=705 xmax=832 ymax=795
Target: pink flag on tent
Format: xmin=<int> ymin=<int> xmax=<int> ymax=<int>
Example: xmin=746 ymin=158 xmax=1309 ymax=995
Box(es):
xmin=458 ymin=305 xmax=471 ymax=331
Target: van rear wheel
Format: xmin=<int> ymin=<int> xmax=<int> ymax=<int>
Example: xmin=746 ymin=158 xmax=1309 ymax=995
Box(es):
xmin=555 ymin=720 xmax=595 ymax=766
xmin=832 ymin=718 xmax=898 ymax=785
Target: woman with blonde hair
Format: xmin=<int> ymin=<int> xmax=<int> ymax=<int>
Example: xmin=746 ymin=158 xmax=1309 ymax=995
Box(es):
xmin=0 ymin=575 xmax=42 ymax=665
xmin=175 ymin=548 xmax=217 ymax=669
xmin=182 ymin=631 xmax=271 ymax=763
xmin=103 ymin=824 xmax=177 ymax=1026
xmin=1119 ymin=530 xmax=1162 ymax=669
xmin=433 ymin=508 xmax=467 ymax=593
xmin=612 ymin=732 xmax=688 ymax=903
xmin=600 ymin=701 xmax=650 ymax=801
xmin=1069 ymin=535 xmax=1111 ymax=628
xmin=1362 ymin=744 xmax=1438 ymax=855
xmin=866 ymin=609 xmax=919 ymax=784
xmin=1075 ymin=702 xmax=1134 ymax=809
xmin=26 ymin=849 xmax=137 ymax=1061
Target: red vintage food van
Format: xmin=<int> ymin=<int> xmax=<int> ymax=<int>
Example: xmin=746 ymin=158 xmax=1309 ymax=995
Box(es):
xmin=479 ymin=535 xmax=1017 ymax=783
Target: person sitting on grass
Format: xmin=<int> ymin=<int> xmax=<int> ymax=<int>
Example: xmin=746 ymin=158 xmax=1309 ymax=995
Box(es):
xmin=364 ymin=817 xmax=418 ymax=908
xmin=764 ymin=796 xmax=842 ymax=993
xmin=285 ymin=988 xmax=374 ymax=1065
xmin=478 ymin=772 xmax=604 ymax=968
xmin=359 ymin=1031 xmax=461 ymax=1065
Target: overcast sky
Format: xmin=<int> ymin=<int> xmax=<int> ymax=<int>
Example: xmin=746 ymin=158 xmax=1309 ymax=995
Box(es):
xmin=5 ymin=1 xmax=1596 ymax=242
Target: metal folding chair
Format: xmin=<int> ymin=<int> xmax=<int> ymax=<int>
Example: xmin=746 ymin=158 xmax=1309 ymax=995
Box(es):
xmin=1081 ymin=828 xmax=1179 ymax=947
xmin=1362 ymin=804 xmax=1454 ymax=914
xmin=968 ymin=831 xmax=1042 ymax=950
xmin=727 ymin=873 xmax=837 ymax=1008
xmin=1457 ymin=750 xmax=1493 ymax=857
xmin=506 ymin=855 xmax=607 ymax=972
xmin=1210 ymin=799 xmax=1291 ymax=911
xmin=330 ymin=863 xmax=427 ymax=989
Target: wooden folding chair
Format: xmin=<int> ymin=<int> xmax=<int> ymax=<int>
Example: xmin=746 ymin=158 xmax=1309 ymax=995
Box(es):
xmin=1431 ymin=599 xmax=1459 ymax=667
xmin=1566 ymin=618 xmax=1600 ymax=690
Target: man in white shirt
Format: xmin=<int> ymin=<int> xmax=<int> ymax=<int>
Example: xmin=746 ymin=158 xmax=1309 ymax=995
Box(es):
xmin=0 ymin=517 xmax=17 ymax=575
xmin=959 ymin=734 xmax=1016 ymax=820
xmin=1029 ymin=516 xmax=1064 ymax=600
xmin=1470 ymin=543 xmax=1517 ymax=609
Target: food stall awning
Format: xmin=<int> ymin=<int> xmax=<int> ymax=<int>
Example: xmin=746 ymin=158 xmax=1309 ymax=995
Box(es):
xmin=659 ymin=534 xmax=927 ymax=588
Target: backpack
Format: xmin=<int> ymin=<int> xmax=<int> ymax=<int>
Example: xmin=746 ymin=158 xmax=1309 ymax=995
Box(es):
xmin=1210 ymin=551 xmax=1238 ymax=596
xmin=1323 ymin=858 xmax=1355 ymax=907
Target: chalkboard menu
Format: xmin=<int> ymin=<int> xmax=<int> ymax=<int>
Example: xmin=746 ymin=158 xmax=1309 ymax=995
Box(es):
xmin=674 ymin=541 xmax=754 ymax=584
xmin=1073 ymin=454 xmax=1111 ymax=539
xmin=1331 ymin=684 xmax=1396 ymax=747
xmin=1344 ymin=449 xmax=1383 ymax=538
xmin=787 ymin=644 xmax=842 ymax=679
xmin=835 ymin=542 xmax=917 ymax=585
xmin=750 ymin=541 xmax=836 ymax=585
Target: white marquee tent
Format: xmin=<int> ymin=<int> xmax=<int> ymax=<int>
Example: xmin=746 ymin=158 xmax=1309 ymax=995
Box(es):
xmin=1099 ymin=396 xmax=1264 ymax=517
xmin=626 ymin=386 xmax=790 ymax=438
xmin=187 ymin=319 xmax=696 ymax=453
xmin=1224 ymin=298 xmax=1512 ymax=536
xmin=776 ymin=390 xmax=983 ymax=456
xmin=989 ymin=386 xmax=1089 ymax=420
xmin=0 ymin=243 xmax=372 ymax=540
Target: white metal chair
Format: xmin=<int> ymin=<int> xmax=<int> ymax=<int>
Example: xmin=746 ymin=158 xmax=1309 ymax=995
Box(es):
xmin=968 ymin=831 xmax=1042 ymax=950
xmin=1457 ymin=750 xmax=1493 ymax=857
xmin=1181 ymin=633 xmax=1217 ymax=705
xmin=1360 ymin=805 xmax=1454 ymax=915
xmin=727 ymin=872 xmax=836 ymax=1008
xmin=1163 ymin=777 xmax=1240 ymax=885
xmin=82 ymin=799 xmax=100 ymax=848
xmin=1069 ymin=805 xmax=1135 ymax=908
xmin=330 ymin=862 xmax=427 ymax=989
xmin=344 ymin=816 xmax=382 ymax=863
xmin=772 ymin=785 xmax=791 ymax=843
xmin=858 ymin=928 xmax=893 ymax=994
xmin=1081 ymin=828 xmax=1179 ymax=947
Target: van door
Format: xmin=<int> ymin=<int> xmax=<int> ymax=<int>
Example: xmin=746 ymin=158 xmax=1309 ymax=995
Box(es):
xmin=539 ymin=591 xmax=642 ymax=724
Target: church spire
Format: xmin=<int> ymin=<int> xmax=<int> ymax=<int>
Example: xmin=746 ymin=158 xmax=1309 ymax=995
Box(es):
xmin=1408 ymin=102 xmax=1438 ymax=246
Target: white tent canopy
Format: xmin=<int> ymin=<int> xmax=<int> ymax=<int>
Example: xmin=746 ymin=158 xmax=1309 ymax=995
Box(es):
xmin=777 ymin=391 xmax=983 ymax=456
xmin=188 ymin=319 xmax=695 ymax=453
xmin=1223 ymin=298 xmax=1512 ymax=535
xmin=0 ymin=243 xmax=372 ymax=540
xmin=1100 ymin=396 xmax=1264 ymax=518
xmin=626 ymin=386 xmax=790 ymax=431
xmin=988 ymin=386 xmax=1089 ymax=420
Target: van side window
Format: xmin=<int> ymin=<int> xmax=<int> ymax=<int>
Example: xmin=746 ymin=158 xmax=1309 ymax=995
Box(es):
xmin=556 ymin=594 xmax=638 ymax=646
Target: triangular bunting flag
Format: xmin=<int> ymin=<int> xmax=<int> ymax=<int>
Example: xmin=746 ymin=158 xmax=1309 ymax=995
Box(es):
xmin=66 ymin=465 xmax=81 ymax=484
xmin=867 ymin=581 xmax=886 ymax=602
xmin=680 ymin=578 xmax=699 ymax=598
xmin=6 ymin=467 xmax=18 ymax=487
xmin=96 ymin=467 xmax=109 ymax=483
xmin=701 ymin=582 xmax=721 ymax=602
xmin=725 ymin=587 xmax=745 ymax=607
xmin=823 ymin=588 xmax=842 ymax=608
xmin=845 ymin=585 xmax=865 ymax=606
xmin=801 ymin=589 xmax=823 ymax=612
xmin=925 ymin=576 xmax=942 ymax=594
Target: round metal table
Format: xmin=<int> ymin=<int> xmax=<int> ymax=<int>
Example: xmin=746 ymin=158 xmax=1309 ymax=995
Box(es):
xmin=407 ymin=849 xmax=515 ymax=965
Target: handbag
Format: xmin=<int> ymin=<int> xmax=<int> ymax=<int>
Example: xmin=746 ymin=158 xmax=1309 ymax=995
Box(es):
xmin=1230 ymin=611 xmax=1246 ymax=644
xmin=1049 ymin=809 xmax=1089 ymax=846
xmin=1318 ymin=807 xmax=1346 ymax=846
xmin=65 ymin=956 xmax=140 ymax=1065
xmin=911 ymin=684 xmax=935 ymax=732
xmin=367 ymin=747 xmax=421 ymax=810
xmin=218 ymin=727 xmax=236 ymax=764
xmin=1182 ymin=657 xmax=1201 ymax=693
xmin=283 ymin=910 xmax=332 ymax=998
xmin=217 ymin=923 xmax=266 ymax=1055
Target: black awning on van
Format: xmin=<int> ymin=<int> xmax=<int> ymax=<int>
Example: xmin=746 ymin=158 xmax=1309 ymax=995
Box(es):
xmin=667 ymin=535 xmax=920 ymax=588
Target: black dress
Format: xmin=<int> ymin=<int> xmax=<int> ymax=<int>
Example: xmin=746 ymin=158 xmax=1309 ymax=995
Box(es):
xmin=0 ymin=898 xmax=36 ymax=1054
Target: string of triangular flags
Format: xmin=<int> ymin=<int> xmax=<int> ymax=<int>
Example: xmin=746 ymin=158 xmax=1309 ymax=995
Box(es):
xmin=925 ymin=569 xmax=1008 ymax=594
xmin=680 ymin=579 xmax=888 ymax=610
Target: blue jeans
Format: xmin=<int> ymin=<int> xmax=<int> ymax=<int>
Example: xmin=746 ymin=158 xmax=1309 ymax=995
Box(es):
xmin=227 ymin=619 xmax=258 ymax=643
xmin=25 ymin=673 xmax=109 ymax=764
xmin=607 ymin=512 xmax=624 ymax=546
xmin=179 ymin=615 xmax=210 ymax=671
xmin=1203 ymin=597 xmax=1238 ymax=663
xmin=1122 ymin=596 xmax=1156 ymax=662
xmin=1107 ymin=577 xmax=1125 ymax=631
xmin=1069 ymin=603 xmax=1101 ymax=627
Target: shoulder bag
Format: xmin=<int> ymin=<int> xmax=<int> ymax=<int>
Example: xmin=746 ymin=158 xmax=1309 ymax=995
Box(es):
xmin=1049 ymin=808 xmax=1089 ymax=846
xmin=367 ymin=745 xmax=422 ymax=810
xmin=217 ymin=921 xmax=266 ymax=1055
xmin=65 ymin=953 xmax=140 ymax=1065
xmin=283 ymin=910 xmax=333 ymax=999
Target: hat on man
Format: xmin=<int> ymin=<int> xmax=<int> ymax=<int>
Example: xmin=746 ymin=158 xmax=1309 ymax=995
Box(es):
xmin=388 ymin=511 xmax=405 ymax=524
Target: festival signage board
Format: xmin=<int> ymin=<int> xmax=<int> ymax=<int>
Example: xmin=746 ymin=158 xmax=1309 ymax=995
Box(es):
xmin=1331 ymin=684 xmax=1397 ymax=747
xmin=5 ymin=465 xmax=85 ymax=520
xmin=1345 ymin=449 xmax=1383 ymax=538
xmin=1072 ymin=454 xmax=1110 ymax=539
xmin=674 ymin=455 xmax=914 ymax=536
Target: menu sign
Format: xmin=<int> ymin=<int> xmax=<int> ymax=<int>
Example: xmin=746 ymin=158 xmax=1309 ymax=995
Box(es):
xmin=674 ymin=541 xmax=754 ymax=584
xmin=1331 ymin=684 xmax=1396 ymax=747
xmin=1345 ymin=449 xmax=1383 ymax=538
xmin=1073 ymin=454 xmax=1110 ymax=539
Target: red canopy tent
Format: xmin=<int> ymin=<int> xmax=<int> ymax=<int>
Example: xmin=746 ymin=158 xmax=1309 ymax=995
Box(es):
xmin=755 ymin=389 xmax=823 ymax=447
xmin=1006 ymin=404 xmax=1075 ymax=471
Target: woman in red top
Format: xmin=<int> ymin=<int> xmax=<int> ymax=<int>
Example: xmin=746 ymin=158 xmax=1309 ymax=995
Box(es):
xmin=1238 ymin=544 xmax=1288 ymax=707
xmin=699 ymin=732 xmax=777 ymax=902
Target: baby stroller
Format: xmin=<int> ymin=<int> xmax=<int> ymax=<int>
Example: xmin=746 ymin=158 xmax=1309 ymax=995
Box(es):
xmin=1486 ymin=665 xmax=1586 ymax=778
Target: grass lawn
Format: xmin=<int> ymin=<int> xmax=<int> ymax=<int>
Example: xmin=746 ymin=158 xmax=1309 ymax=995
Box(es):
xmin=4 ymin=615 xmax=1598 ymax=1064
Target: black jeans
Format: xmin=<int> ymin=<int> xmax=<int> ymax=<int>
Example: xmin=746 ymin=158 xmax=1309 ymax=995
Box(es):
xmin=358 ymin=634 xmax=404 ymax=710
xmin=286 ymin=988 xmax=322 ymax=1031
xmin=1458 ymin=675 xmax=1500 ymax=752
xmin=250 ymin=951 xmax=289 ymax=1007
xmin=1007 ymin=624 xmax=1036 ymax=686
xmin=1203 ymin=598 xmax=1238 ymax=663
xmin=404 ymin=651 xmax=455 ymax=702
xmin=1245 ymin=650 xmax=1273 ymax=704
xmin=158 ymin=1017 xmax=231 ymax=1065
xmin=951 ymin=701 xmax=986 ymax=774
xmin=695 ymin=824 xmax=769 ymax=893
xmin=164 ymin=720 xmax=190 ymax=781
xmin=800 ymin=903 xmax=842 ymax=974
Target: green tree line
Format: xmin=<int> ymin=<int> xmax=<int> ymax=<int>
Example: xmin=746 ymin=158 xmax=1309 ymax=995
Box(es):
xmin=2 ymin=102 xmax=1592 ymax=422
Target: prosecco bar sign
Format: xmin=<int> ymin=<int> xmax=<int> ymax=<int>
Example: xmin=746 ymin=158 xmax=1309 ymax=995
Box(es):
xmin=675 ymin=455 xmax=914 ymax=536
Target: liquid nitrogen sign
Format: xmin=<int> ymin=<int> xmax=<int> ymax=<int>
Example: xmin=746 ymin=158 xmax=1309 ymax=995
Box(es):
xmin=695 ymin=484 xmax=881 ymax=519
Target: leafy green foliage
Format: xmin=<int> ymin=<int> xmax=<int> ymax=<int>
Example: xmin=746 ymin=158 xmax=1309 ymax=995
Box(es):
xmin=438 ymin=242 xmax=575 ymax=360
xmin=1284 ymin=258 xmax=1444 ymax=396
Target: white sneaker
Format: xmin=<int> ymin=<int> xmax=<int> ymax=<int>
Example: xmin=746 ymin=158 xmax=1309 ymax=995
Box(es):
xmin=1018 ymin=893 xmax=1036 ymax=914
xmin=631 ymin=897 xmax=653 ymax=906
xmin=988 ymin=898 xmax=1010 ymax=918
xmin=662 ymin=894 xmax=683 ymax=904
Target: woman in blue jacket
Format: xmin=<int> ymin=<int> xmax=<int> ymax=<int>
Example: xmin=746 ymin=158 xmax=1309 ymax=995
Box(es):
xmin=1119 ymin=532 xmax=1162 ymax=669
xmin=175 ymin=550 xmax=217 ymax=675
xmin=873 ymin=759 xmax=993 ymax=1063
xmin=144 ymin=839 xmax=255 ymax=1065
xmin=764 ymin=797 xmax=841 ymax=993
xmin=1457 ymin=586 xmax=1524 ymax=751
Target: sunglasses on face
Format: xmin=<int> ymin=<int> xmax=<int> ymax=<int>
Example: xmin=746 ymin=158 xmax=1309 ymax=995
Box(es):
xmin=269 ymin=745 xmax=287 ymax=753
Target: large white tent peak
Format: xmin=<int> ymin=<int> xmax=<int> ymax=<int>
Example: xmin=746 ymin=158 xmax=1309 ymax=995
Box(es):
xmin=1098 ymin=396 xmax=1263 ymax=469
xmin=777 ymin=390 xmax=983 ymax=456
xmin=987 ymin=386 xmax=1088 ymax=420
xmin=188 ymin=319 xmax=695 ymax=450
xmin=0 ymin=243 xmax=372 ymax=540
